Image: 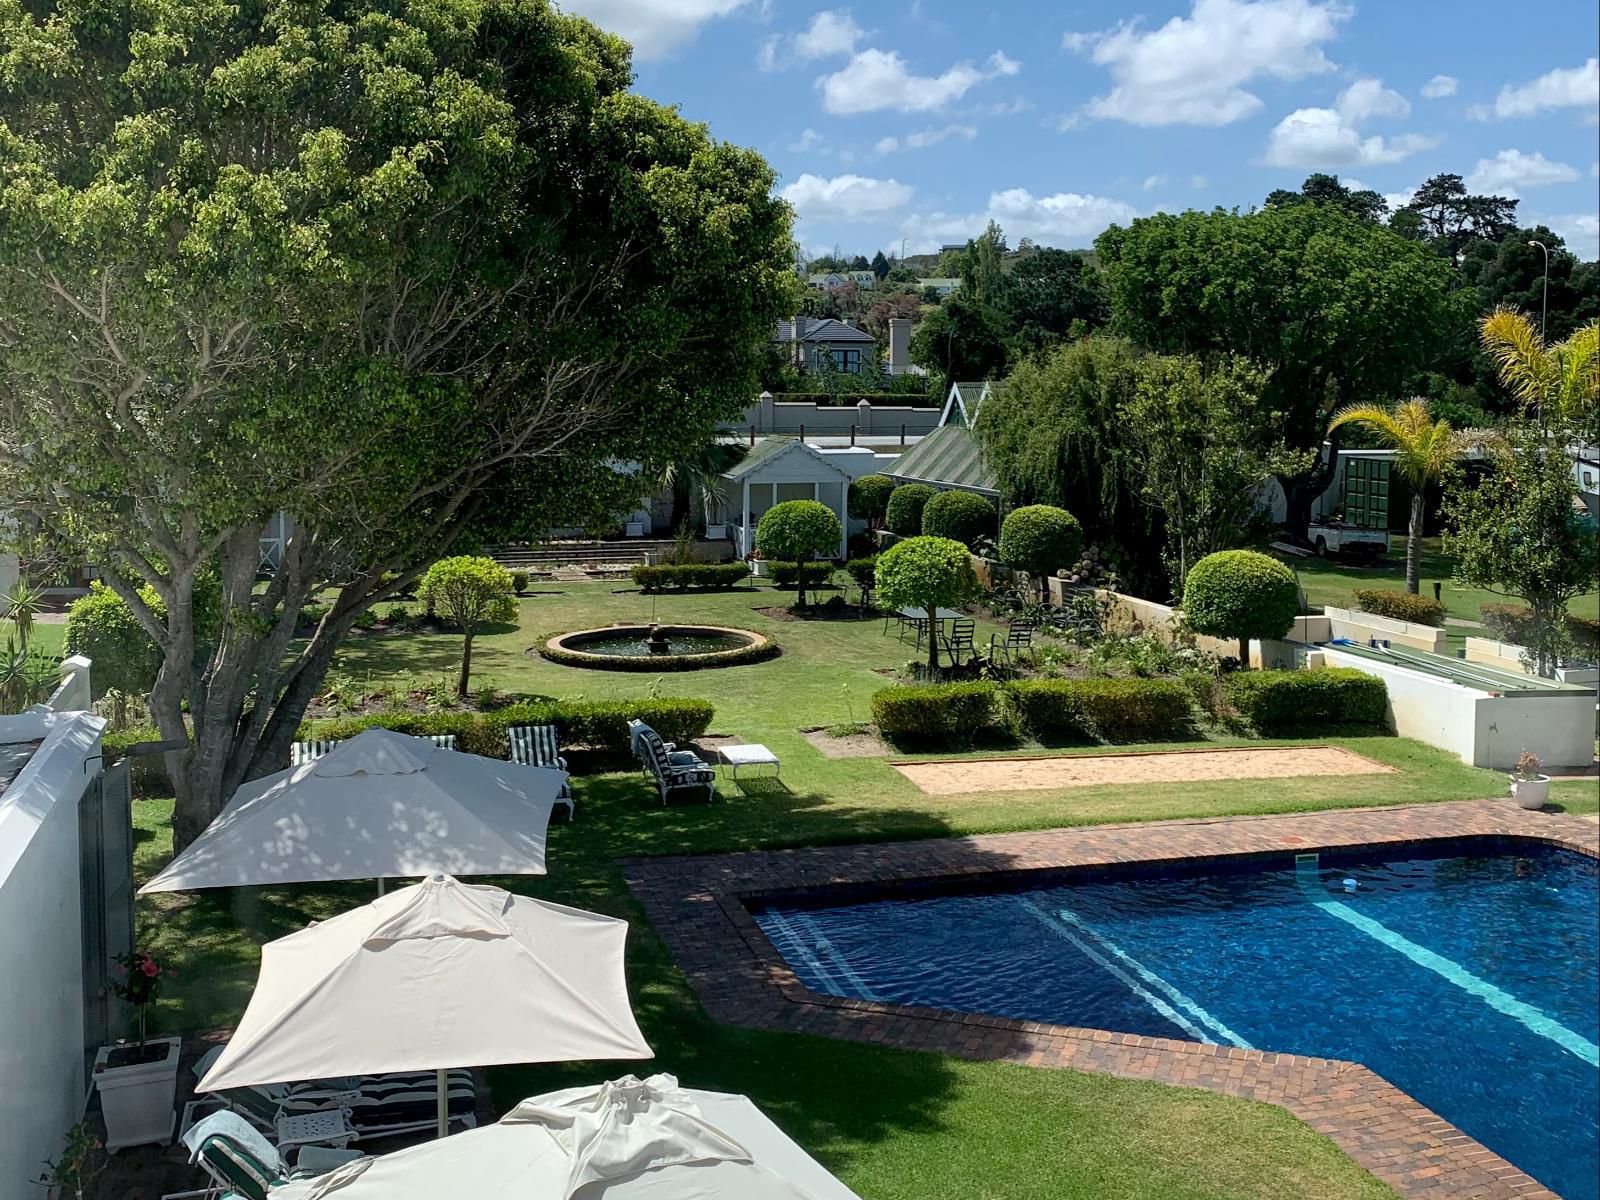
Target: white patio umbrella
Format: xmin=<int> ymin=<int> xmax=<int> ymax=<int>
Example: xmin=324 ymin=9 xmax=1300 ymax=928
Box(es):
xmin=141 ymin=728 xmax=565 ymax=893
xmin=272 ymin=1073 xmax=862 ymax=1200
xmin=197 ymin=874 xmax=653 ymax=1135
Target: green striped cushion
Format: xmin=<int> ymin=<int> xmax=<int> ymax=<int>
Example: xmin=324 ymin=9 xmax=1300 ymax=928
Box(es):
xmin=198 ymin=1135 xmax=277 ymax=1200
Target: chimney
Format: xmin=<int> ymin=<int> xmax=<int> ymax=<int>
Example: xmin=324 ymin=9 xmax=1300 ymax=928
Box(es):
xmin=888 ymin=317 xmax=911 ymax=375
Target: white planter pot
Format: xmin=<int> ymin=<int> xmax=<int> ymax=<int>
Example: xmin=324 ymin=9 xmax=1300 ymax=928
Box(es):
xmin=623 ymin=522 xmax=645 ymax=537
xmin=93 ymin=1037 xmax=181 ymax=1151
xmin=751 ymin=559 xmax=770 ymax=577
xmin=703 ymin=524 xmax=727 ymax=541
xmin=1509 ymin=774 xmax=1551 ymax=810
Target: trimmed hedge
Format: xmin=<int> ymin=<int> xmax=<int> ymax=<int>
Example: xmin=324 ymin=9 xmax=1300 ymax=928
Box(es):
xmin=1353 ymin=588 xmax=1445 ymax=626
xmin=920 ymin=489 xmax=996 ymax=548
xmin=844 ymin=556 xmax=878 ymax=587
xmin=541 ymin=631 xmax=778 ymax=672
xmin=1481 ymin=603 xmax=1600 ymax=655
xmin=885 ymin=483 xmax=936 ymax=536
xmin=871 ymin=681 xmax=997 ymax=744
xmin=632 ymin=562 xmax=750 ymax=592
xmin=1223 ymin=668 xmax=1388 ymax=734
xmin=1182 ymin=550 xmax=1299 ymax=650
xmin=1006 ymin=678 xmax=1194 ymax=742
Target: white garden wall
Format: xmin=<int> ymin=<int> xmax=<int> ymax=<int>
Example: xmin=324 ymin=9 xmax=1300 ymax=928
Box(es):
xmin=0 ymin=710 xmax=105 ymax=1196
xmin=1322 ymin=606 xmax=1447 ymax=654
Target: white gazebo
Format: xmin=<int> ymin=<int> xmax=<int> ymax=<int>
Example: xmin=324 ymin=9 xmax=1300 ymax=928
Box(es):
xmin=719 ymin=437 xmax=855 ymax=559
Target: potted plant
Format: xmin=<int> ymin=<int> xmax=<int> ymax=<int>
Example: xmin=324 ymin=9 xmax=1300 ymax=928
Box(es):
xmin=34 ymin=1123 xmax=103 ymax=1199
xmin=1509 ymin=750 xmax=1550 ymax=810
xmin=93 ymin=950 xmax=182 ymax=1151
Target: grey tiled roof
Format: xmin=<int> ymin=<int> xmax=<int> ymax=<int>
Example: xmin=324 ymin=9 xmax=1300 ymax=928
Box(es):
xmin=772 ymin=318 xmax=877 ymax=345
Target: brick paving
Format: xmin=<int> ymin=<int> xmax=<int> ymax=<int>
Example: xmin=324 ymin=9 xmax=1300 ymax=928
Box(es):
xmin=623 ymin=799 xmax=1598 ymax=1200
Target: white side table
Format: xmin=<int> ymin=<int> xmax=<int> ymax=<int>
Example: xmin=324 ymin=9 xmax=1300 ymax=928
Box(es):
xmin=277 ymin=1108 xmax=356 ymax=1151
xmin=720 ymin=743 xmax=780 ymax=781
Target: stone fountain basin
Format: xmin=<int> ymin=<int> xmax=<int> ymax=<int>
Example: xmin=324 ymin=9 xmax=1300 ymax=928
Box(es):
xmin=539 ymin=624 xmax=776 ymax=671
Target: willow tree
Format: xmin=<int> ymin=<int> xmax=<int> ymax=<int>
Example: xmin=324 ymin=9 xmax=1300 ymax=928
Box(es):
xmin=0 ymin=0 xmax=793 ymax=847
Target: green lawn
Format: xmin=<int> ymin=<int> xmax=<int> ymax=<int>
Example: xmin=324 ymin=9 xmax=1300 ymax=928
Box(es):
xmin=128 ymin=577 xmax=1543 ymax=1200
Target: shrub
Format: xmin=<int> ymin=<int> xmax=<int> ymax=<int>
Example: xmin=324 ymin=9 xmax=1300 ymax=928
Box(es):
xmin=998 ymin=505 xmax=1083 ymax=589
xmin=1223 ymin=668 xmax=1389 ymax=734
xmin=510 ymin=570 xmax=530 ymax=594
xmin=848 ymin=474 xmax=896 ymax=527
xmin=764 ymin=561 xmax=802 ymax=588
xmin=1481 ymin=603 xmax=1600 ymax=655
xmin=418 ymin=556 xmax=518 ymax=696
xmin=383 ymin=603 xmax=410 ymax=625
xmin=353 ymin=608 xmax=377 ymax=630
xmin=1006 ymin=678 xmax=1193 ymax=742
xmin=755 ymin=500 xmax=842 ymax=606
xmin=871 ymin=681 xmax=998 ymax=744
xmin=1181 ymin=550 xmax=1299 ymax=665
xmin=632 ymin=563 xmax=749 ymax=592
xmin=885 ymin=483 xmax=936 ymax=536
xmin=875 ymin=536 xmax=981 ymax=674
xmin=64 ymin=583 xmax=160 ymax=699
xmin=920 ymin=489 xmax=997 ymax=549
xmin=844 ymin=556 xmax=878 ymax=587
xmin=301 ymin=697 xmax=716 ymax=760
xmin=1353 ymin=588 xmax=1445 ymax=626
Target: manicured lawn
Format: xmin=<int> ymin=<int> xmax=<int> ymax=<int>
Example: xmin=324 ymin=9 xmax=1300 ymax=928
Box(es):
xmin=128 ymin=577 xmax=1542 ymax=1200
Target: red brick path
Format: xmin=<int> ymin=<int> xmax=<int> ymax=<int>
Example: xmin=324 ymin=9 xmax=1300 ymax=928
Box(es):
xmin=623 ymin=800 xmax=1598 ymax=1199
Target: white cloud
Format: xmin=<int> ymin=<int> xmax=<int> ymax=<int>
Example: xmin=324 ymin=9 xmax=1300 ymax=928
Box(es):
xmin=780 ymin=173 xmax=913 ymax=221
xmin=1336 ymin=78 xmax=1409 ymax=123
xmin=560 ymin=0 xmax=746 ymax=60
xmin=876 ymin=124 xmax=977 ymax=154
xmin=1545 ymin=214 xmax=1598 ymax=259
xmin=901 ymin=188 xmax=1139 ymax=251
xmin=788 ymin=128 xmax=824 ymax=152
xmin=1465 ymin=149 xmax=1579 ymax=195
xmin=1264 ymin=107 xmax=1436 ymax=166
xmin=1064 ymin=0 xmax=1350 ymax=127
xmin=817 ymin=48 xmax=1018 ymax=114
xmin=1420 ymin=74 xmax=1457 ymax=99
xmin=1142 ymin=174 xmax=1167 ymax=190
xmin=1191 ymin=174 xmax=1208 ymax=188
xmin=1383 ymin=185 xmax=1416 ymax=212
xmin=794 ymin=10 xmax=864 ymax=59
xmin=1491 ymin=58 xmax=1599 ymax=118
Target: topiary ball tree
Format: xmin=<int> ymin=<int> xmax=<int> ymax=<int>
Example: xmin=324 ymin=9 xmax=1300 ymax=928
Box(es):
xmin=847 ymin=474 xmax=896 ymax=531
xmin=998 ymin=505 xmax=1083 ymax=599
xmin=921 ymin=489 xmax=997 ymax=550
xmin=1181 ymin=550 xmax=1299 ymax=668
xmin=875 ymin=536 xmax=981 ymax=675
xmin=756 ymin=499 xmax=842 ymax=608
xmin=884 ymin=483 xmax=936 ymax=537
xmin=64 ymin=582 xmax=162 ymax=701
xmin=418 ymin=556 xmax=518 ymax=696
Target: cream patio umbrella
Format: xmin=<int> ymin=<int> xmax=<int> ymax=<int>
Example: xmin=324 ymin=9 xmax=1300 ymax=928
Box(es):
xmin=197 ymin=874 xmax=653 ymax=1136
xmin=273 ymin=1073 xmax=862 ymax=1200
xmin=141 ymin=728 xmax=565 ymax=894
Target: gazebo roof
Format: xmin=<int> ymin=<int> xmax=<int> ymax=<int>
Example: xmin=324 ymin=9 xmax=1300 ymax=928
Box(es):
xmin=720 ymin=436 xmax=855 ymax=483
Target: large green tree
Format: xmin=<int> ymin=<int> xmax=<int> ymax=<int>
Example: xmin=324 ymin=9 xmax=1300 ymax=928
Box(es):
xmin=1000 ymin=248 xmax=1108 ymax=350
xmin=0 ymin=0 xmax=792 ymax=847
xmin=910 ymin=293 xmax=1010 ymax=385
xmin=1096 ymin=204 xmax=1462 ymax=533
xmin=1398 ymin=173 xmax=1519 ymax=259
xmin=1264 ymin=173 xmax=1387 ymax=224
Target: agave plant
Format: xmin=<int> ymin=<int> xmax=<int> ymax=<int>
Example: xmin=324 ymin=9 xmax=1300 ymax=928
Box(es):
xmin=0 ymin=635 xmax=58 ymax=713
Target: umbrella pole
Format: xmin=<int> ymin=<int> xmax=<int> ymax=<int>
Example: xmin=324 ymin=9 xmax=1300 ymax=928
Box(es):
xmin=377 ymin=876 xmax=386 ymax=897
xmin=436 ymin=1067 xmax=448 ymax=1138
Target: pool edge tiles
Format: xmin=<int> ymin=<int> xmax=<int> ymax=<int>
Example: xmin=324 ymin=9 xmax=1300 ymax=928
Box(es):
xmin=622 ymin=799 xmax=1598 ymax=1200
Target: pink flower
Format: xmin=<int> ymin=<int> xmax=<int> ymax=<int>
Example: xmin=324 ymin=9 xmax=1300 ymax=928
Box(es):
xmin=140 ymin=959 xmax=158 ymax=978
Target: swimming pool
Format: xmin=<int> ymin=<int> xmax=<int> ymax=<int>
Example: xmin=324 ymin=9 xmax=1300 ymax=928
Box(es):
xmin=754 ymin=840 xmax=1600 ymax=1200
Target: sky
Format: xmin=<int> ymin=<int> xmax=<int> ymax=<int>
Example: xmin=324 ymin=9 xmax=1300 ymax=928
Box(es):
xmin=557 ymin=0 xmax=1600 ymax=260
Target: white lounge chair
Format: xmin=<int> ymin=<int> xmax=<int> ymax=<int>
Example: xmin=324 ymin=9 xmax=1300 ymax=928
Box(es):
xmin=506 ymin=723 xmax=575 ymax=820
xmin=161 ymin=1110 xmax=361 ymax=1200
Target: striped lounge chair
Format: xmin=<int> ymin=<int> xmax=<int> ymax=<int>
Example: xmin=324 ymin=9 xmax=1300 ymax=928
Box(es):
xmin=290 ymin=733 xmax=456 ymax=767
xmin=506 ymin=723 xmax=575 ymax=821
xmin=635 ymin=726 xmax=716 ymax=806
xmin=166 ymin=1110 xmax=361 ymax=1200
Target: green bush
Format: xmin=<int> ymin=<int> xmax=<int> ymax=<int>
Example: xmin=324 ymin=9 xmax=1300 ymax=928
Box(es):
xmin=1182 ymin=550 xmax=1299 ymax=662
xmin=875 ymin=536 xmax=981 ymax=673
xmin=632 ymin=563 xmax=750 ymax=592
xmin=1223 ymin=668 xmax=1389 ymax=734
xmin=871 ymin=681 xmax=998 ymax=744
xmin=303 ymin=697 xmax=716 ymax=758
xmin=1353 ymin=588 xmax=1445 ymax=626
xmin=1481 ymin=603 xmax=1600 ymax=655
xmin=64 ymin=583 xmax=160 ymax=699
xmin=844 ymin=556 xmax=878 ymax=587
xmin=510 ymin=570 xmax=530 ymax=594
xmin=848 ymin=474 xmax=896 ymax=525
xmin=755 ymin=500 xmax=842 ymax=606
xmin=884 ymin=483 xmax=936 ymax=536
xmin=998 ymin=505 xmax=1083 ymax=583
xmin=1006 ymin=678 xmax=1193 ymax=742
xmin=920 ymin=489 xmax=996 ymax=548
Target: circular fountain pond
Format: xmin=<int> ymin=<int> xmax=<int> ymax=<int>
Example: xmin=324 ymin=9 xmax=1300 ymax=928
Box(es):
xmin=538 ymin=624 xmax=776 ymax=671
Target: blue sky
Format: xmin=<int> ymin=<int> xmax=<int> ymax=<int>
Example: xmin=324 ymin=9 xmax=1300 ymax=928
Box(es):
xmin=559 ymin=0 xmax=1600 ymax=259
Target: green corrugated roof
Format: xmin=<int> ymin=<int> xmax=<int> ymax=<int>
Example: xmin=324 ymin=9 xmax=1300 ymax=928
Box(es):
xmin=720 ymin=436 xmax=796 ymax=480
xmin=886 ymin=426 xmax=997 ymax=495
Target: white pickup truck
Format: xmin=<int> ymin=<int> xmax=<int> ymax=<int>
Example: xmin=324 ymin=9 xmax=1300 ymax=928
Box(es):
xmin=1306 ymin=519 xmax=1389 ymax=559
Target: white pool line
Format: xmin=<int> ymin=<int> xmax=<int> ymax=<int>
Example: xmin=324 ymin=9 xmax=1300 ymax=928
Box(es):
xmin=1300 ymin=886 xmax=1600 ymax=1068
xmin=1019 ymin=897 xmax=1251 ymax=1048
xmin=794 ymin=912 xmax=883 ymax=1002
xmin=763 ymin=909 xmax=842 ymax=995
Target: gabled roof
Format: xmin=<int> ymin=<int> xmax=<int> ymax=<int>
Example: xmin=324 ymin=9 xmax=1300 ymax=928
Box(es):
xmin=940 ymin=380 xmax=995 ymax=427
xmin=720 ymin=436 xmax=855 ymax=483
xmin=773 ymin=318 xmax=876 ymax=345
xmin=884 ymin=426 xmax=997 ymax=495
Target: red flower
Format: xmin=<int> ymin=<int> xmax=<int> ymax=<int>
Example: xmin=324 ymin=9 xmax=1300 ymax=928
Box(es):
xmin=140 ymin=958 xmax=158 ymax=978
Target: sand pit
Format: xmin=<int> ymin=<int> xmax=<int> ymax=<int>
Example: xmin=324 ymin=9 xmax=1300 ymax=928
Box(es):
xmin=893 ymin=745 xmax=1395 ymax=796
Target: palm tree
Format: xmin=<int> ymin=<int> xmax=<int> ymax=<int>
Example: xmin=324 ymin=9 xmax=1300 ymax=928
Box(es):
xmin=2 ymin=580 xmax=43 ymax=653
xmin=1479 ymin=307 xmax=1599 ymax=438
xmin=657 ymin=442 xmax=745 ymax=536
xmin=1328 ymin=398 xmax=1463 ymax=594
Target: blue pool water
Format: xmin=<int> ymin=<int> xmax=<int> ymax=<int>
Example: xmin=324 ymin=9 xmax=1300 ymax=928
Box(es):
xmin=755 ymin=841 xmax=1600 ymax=1199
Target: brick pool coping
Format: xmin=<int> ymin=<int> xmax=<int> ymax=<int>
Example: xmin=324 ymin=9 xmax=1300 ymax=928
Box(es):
xmin=622 ymin=799 xmax=1598 ymax=1200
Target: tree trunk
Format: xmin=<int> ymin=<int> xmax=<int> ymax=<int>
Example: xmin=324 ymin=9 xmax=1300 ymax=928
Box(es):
xmin=458 ymin=631 xmax=474 ymax=697
xmin=1405 ymin=490 xmax=1424 ymax=594
xmin=795 ymin=559 xmax=807 ymax=608
xmin=927 ymin=604 xmax=939 ymax=676
xmin=1239 ymin=635 xmax=1250 ymax=669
